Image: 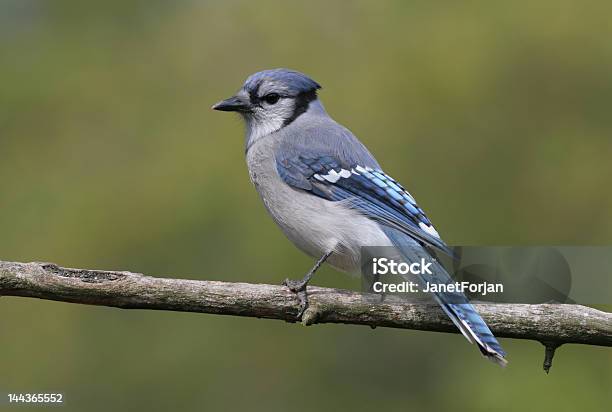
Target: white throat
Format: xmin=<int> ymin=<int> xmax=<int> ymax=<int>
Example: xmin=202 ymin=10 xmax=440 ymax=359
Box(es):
xmin=244 ymin=98 xmax=327 ymax=152
xmin=245 ymin=115 xmax=285 ymax=147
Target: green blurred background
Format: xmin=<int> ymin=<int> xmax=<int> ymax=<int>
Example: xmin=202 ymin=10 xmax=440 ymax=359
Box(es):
xmin=1 ymin=0 xmax=610 ymax=410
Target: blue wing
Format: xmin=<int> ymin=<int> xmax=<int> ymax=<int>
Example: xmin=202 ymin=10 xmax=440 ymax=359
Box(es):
xmin=277 ymin=154 xmax=507 ymax=365
xmin=276 ymin=154 xmax=453 ymax=257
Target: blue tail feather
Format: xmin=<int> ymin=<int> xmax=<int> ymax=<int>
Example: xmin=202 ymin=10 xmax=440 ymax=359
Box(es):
xmin=381 ymin=227 xmax=507 ymax=366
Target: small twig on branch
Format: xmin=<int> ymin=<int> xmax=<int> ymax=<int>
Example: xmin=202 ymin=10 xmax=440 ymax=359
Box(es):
xmin=1 ymin=260 xmax=610 ymax=371
xmin=541 ymin=341 xmax=562 ymax=374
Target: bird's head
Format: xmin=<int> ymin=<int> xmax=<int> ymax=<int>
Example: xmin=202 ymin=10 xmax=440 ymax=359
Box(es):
xmin=213 ymin=69 xmax=322 ymax=141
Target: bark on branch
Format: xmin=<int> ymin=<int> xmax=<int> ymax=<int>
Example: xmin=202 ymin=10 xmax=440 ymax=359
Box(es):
xmin=1 ymin=260 xmax=610 ymax=371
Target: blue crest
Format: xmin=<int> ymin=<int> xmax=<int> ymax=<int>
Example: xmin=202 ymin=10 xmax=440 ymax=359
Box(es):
xmin=243 ymin=69 xmax=321 ymax=95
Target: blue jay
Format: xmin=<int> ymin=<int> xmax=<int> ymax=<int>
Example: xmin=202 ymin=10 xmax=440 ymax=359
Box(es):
xmin=213 ymin=69 xmax=507 ymax=366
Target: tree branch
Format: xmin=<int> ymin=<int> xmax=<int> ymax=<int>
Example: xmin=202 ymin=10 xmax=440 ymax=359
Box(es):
xmin=1 ymin=260 xmax=610 ymax=370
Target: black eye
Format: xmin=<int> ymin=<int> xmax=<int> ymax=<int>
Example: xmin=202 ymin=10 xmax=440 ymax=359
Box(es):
xmin=263 ymin=93 xmax=280 ymax=105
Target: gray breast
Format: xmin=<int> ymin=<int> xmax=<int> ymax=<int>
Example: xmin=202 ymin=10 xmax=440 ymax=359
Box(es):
xmin=245 ymin=132 xmax=392 ymax=274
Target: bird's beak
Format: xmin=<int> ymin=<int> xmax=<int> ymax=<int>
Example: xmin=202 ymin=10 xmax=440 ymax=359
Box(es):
xmin=211 ymin=95 xmax=250 ymax=112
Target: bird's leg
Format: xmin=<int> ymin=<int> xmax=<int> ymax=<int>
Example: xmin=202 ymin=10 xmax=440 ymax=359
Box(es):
xmin=283 ymin=250 xmax=332 ymax=319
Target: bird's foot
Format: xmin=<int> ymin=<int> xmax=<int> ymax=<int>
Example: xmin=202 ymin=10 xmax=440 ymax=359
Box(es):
xmin=282 ymin=277 xmax=310 ymax=320
xmin=281 ymin=251 xmax=332 ymax=321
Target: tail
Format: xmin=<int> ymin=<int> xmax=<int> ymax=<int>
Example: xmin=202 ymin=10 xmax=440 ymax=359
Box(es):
xmin=434 ymin=300 xmax=507 ymax=366
xmin=382 ymin=227 xmax=507 ymax=366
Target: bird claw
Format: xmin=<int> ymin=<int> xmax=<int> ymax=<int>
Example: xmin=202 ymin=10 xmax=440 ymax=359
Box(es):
xmin=282 ymin=278 xmax=309 ymax=320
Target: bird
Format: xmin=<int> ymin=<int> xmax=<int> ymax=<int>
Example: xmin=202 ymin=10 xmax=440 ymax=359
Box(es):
xmin=212 ymin=68 xmax=507 ymax=366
